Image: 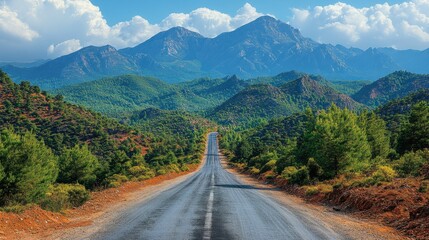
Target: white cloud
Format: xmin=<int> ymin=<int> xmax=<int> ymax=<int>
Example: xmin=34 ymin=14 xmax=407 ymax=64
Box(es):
xmin=0 ymin=1 xmax=264 ymax=62
xmin=160 ymin=3 xmax=263 ymax=37
xmin=290 ymin=0 xmax=429 ymax=50
xmin=47 ymin=39 xmax=82 ymax=58
xmin=0 ymin=5 xmax=39 ymax=41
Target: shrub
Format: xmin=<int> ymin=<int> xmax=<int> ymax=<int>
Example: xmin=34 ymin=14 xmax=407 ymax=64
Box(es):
xmin=41 ymin=184 xmax=89 ymax=212
xmin=0 ymin=130 xmax=58 ymax=206
xmin=260 ymin=159 xmax=277 ymax=174
xmin=371 ymin=165 xmax=396 ymax=182
xmin=180 ymin=164 xmax=190 ymax=172
xmin=281 ymin=166 xmax=298 ymax=179
xmin=105 ymin=174 xmax=128 ymax=188
xmin=0 ymin=204 xmax=34 ymax=213
xmin=395 ymin=149 xmax=429 ymax=177
xmin=58 ymin=144 xmax=100 ymax=189
xmin=419 ymin=180 xmax=429 ymax=193
xmin=307 ymin=158 xmax=323 ymax=180
xmin=282 ymin=166 xmax=310 ymax=185
xmin=304 ymin=186 xmax=319 ymax=196
xmin=250 ymin=167 xmax=260 ymax=175
xmin=128 ymin=165 xmax=155 ymax=180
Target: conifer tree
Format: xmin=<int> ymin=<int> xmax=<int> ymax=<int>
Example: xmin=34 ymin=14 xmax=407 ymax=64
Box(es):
xmin=398 ymin=101 xmax=429 ymax=153
xmin=360 ymin=112 xmax=391 ymax=159
xmin=0 ymin=129 xmax=58 ymax=205
xmin=58 ymin=144 xmax=100 ymax=188
xmin=301 ymin=105 xmax=371 ymax=179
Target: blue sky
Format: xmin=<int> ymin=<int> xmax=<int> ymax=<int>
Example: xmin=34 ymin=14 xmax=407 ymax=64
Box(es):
xmin=91 ymin=0 xmax=406 ymax=24
xmin=0 ymin=0 xmax=428 ymax=62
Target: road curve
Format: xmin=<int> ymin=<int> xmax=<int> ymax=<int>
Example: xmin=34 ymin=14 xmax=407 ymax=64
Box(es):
xmin=91 ymin=132 xmax=345 ymax=240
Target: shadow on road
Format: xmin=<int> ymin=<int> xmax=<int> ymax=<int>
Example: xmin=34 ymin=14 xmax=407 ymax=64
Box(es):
xmin=215 ymin=184 xmax=279 ymax=191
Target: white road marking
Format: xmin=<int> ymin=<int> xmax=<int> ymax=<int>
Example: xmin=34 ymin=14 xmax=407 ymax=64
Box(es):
xmin=203 ymin=172 xmax=215 ymax=240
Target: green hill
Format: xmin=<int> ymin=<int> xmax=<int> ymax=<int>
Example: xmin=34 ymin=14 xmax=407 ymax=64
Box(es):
xmin=54 ymin=75 xmax=248 ymax=117
xmin=210 ymin=76 xmax=362 ymax=125
xmin=53 ymin=75 xmax=173 ymax=117
xmin=353 ymin=71 xmax=429 ymax=107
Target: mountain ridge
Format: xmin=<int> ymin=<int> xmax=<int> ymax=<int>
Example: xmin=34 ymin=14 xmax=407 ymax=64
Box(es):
xmin=4 ymin=16 xmax=429 ymax=89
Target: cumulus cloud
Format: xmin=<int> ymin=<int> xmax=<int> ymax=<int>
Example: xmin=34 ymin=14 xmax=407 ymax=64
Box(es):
xmin=0 ymin=5 xmax=39 ymax=41
xmin=0 ymin=1 xmax=264 ymax=62
xmin=47 ymin=39 xmax=82 ymax=58
xmin=290 ymin=0 xmax=429 ymax=50
xmin=160 ymin=3 xmax=263 ymax=37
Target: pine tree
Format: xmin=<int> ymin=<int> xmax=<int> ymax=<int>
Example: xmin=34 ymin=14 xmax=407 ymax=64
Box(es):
xmin=302 ymin=104 xmax=371 ymax=179
xmin=398 ymin=101 xmax=429 ymax=153
xmin=360 ymin=112 xmax=391 ymax=159
xmin=0 ymin=129 xmax=58 ymax=205
xmin=58 ymin=144 xmax=100 ymax=188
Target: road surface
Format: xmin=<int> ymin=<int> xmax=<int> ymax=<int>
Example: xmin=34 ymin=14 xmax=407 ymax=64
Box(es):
xmin=90 ymin=132 xmax=349 ymax=240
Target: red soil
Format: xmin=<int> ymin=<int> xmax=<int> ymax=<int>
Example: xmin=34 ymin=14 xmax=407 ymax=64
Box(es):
xmin=0 ymin=164 xmax=199 ymax=240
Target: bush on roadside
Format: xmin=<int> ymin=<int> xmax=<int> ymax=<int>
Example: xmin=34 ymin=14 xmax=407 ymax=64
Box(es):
xmin=304 ymin=186 xmax=319 ymax=196
xmin=419 ymin=180 xmax=429 ymax=193
xmin=371 ymin=165 xmax=396 ymax=182
xmin=394 ymin=149 xmax=429 ymax=177
xmin=105 ymin=174 xmax=128 ymax=188
xmin=249 ymin=167 xmax=260 ymax=175
xmin=40 ymin=184 xmax=89 ymax=212
xmin=281 ymin=166 xmax=310 ymax=185
xmin=260 ymin=160 xmax=277 ymax=174
xmin=128 ymin=165 xmax=155 ymax=181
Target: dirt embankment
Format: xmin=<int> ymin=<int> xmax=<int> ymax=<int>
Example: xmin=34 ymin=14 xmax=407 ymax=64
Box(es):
xmin=0 ymin=132 xmax=211 ymax=240
xmin=0 ymin=164 xmax=200 ymax=240
xmin=230 ymin=162 xmax=429 ymax=240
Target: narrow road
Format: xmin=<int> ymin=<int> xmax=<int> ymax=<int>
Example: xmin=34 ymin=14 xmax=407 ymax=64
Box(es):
xmin=90 ymin=132 xmax=348 ymax=239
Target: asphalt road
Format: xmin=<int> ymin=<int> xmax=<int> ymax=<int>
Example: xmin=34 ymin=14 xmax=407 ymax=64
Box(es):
xmin=91 ymin=132 xmax=346 ymax=240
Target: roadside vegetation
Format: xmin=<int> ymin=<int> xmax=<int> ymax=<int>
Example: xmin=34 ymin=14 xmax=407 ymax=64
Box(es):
xmin=220 ymin=98 xmax=429 ymax=238
xmin=0 ymin=71 xmax=212 ymax=212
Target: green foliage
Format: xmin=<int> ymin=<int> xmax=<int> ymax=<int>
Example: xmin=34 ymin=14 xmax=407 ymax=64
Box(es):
xmin=275 ymin=140 xmax=298 ymax=174
xmin=260 ymin=159 xmax=277 ymax=174
xmin=41 ymin=184 xmax=90 ymax=212
xmin=394 ymin=149 xmax=429 ymax=177
xmin=0 ymin=129 xmax=58 ymax=206
xmin=210 ymin=77 xmax=362 ymax=126
xmin=370 ymin=165 xmax=396 ymax=182
xmin=307 ymin=158 xmax=323 ymax=180
xmin=105 ymin=174 xmax=129 ymax=188
xmin=360 ymin=112 xmax=391 ymax=159
xmin=58 ymin=144 xmax=100 ymax=188
xmin=353 ymin=71 xmax=429 ymax=107
xmin=289 ymin=166 xmax=310 ymax=185
xmin=397 ymin=101 xmax=429 ymax=153
xmin=300 ymin=105 xmax=371 ymax=179
xmin=249 ymin=167 xmax=260 ymax=175
xmin=0 ymin=71 xmax=149 ymax=184
xmin=53 ymin=75 xmax=248 ymax=117
xmin=128 ymin=165 xmax=156 ymax=181
xmin=419 ymin=180 xmax=429 ymax=193
xmin=330 ymin=80 xmax=371 ymax=95
xmin=281 ymin=166 xmax=310 ymax=185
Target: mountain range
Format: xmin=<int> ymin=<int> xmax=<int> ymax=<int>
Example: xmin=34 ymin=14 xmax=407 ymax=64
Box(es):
xmin=53 ymin=70 xmax=428 ymax=126
xmin=3 ymin=16 xmax=429 ymax=89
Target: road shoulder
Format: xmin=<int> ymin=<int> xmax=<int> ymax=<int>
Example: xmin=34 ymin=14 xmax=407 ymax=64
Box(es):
xmin=220 ymin=155 xmax=407 ymax=240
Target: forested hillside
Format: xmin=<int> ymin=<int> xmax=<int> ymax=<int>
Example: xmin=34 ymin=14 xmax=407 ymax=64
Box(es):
xmin=0 ymin=71 xmax=211 ymax=212
xmin=353 ymin=71 xmax=429 ymax=107
xmin=210 ymin=76 xmax=362 ymax=125
xmin=54 ymin=75 xmax=248 ymax=117
xmin=128 ymin=108 xmax=216 ymax=167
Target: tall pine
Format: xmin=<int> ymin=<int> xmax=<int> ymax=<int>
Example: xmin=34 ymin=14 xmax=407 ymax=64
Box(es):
xmin=301 ymin=105 xmax=371 ymax=179
xmin=398 ymin=101 xmax=429 ymax=153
